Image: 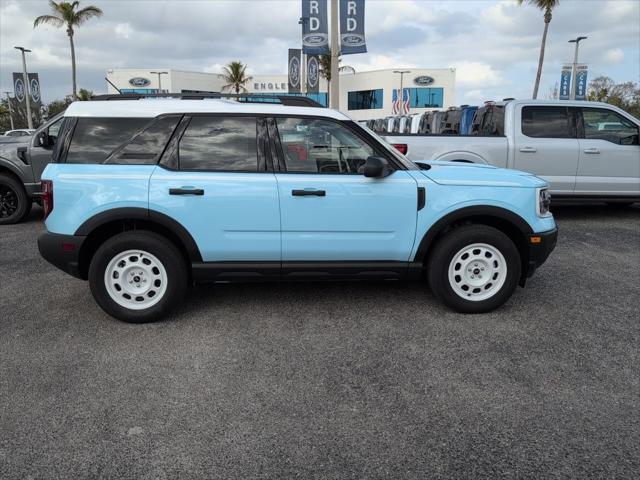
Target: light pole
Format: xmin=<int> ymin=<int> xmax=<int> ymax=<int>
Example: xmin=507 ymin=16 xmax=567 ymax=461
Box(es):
xmin=150 ymin=71 xmax=168 ymax=93
xmin=3 ymin=92 xmax=15 ymax=130
xmin=568 ymin=36 xmax=587 ymax=100
xmin=298 ymin=17 xmax=308 ymax=95
xmin=329 ymin=0 xmax=340 ymax=110
xmin=393 ymin=70 xmax=411 ymax=115
xmin=14 ymin=46 xmax=33 ymax=129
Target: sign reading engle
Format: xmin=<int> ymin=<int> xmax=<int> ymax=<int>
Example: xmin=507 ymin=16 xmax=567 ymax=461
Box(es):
xmin=129 ymin=77 xmax=151 ymax=87
xmin=339 ymin=0 xmax=367 ymax=55
xmin=414 ymin=75 xmax=434 ymax=86
xmin=302 ymin=0 xmax=329 ymax=55
xmin=288 ymin=49 xmax=302 ymax=93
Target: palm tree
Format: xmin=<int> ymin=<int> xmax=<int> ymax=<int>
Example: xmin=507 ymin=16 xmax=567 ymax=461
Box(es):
xmin=34 ymin=1 xmax=103 ymax=101
xmin=519 ymin=0 xmax=560 ymax=99
xmin=219 ymin=61 xmax=253 ymax=94
xmin=318 ymin=50 xmax=354 ymax=105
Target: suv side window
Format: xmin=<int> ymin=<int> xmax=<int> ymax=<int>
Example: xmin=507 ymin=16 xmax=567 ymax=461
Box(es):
xmin=522 ymin=106 xmax=575 ymax=138
xmin=106 ymin=115 xmax=181 ymax=165
xmin=275 ymin=117 xmax=379 ymax=174
xmin=581 ymin=108 xmax=639 ymax=146
xmin=65 ymin=117 xmax=149 ymax=164
xmin=178 ymin=116 xmax=258 ymax=171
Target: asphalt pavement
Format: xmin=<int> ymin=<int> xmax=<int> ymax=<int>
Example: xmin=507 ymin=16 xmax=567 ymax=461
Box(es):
xmin=1 ymin=204 xmax=639 ymax=479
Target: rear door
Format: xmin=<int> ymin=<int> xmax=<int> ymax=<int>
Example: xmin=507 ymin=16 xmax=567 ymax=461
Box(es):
xmin=576 ymin=107 xmax=640 ymax=195
xmin=270 ymin=116 xmax=418 ymax=265
xmin=149 ymin=114 xmax=281 ymax=263
xmin=513 ymin=105 xmax=579 ymax=195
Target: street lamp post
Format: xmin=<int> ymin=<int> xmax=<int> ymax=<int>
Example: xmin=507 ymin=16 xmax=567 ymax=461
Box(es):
xmin=3 ymin=92 xmax=15 ymax=130
xmin=393 ymin=70 xmax=411 ymax=115
xmin=150 ymin=71 xmax=168 ymax=93
xmin=568 ymin=36 xmax=587 ymax=100
xmin=14 ymin=46 xmax=33 ymax=129
xmin=329 ymin=0 xmax=340 ymax=110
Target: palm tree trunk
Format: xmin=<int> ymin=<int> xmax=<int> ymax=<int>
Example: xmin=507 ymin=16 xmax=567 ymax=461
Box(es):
xmin=68 ymin=30 xmax=77 ymax=100
xmin=533 ymin=19 xmax=550 ymax=99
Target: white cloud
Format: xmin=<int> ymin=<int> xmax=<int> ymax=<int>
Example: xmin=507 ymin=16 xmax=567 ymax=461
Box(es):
xmin=455 ymin=62 xmax=504 ymax=88
xmin=605 ymin=48 xmax=624 ymax=65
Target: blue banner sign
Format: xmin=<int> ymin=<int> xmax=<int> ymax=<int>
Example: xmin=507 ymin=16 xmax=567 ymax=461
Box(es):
xmin=575 ymin=64 xmax=588 ymax=100
xmin=306 ymin=54 xmax=320 ymax=93
xmin=559 ymin=64 xmax=572 ymax=100
xmin=288 ymin=49 xmax=302 ymax=93
xmin=302 ymin=0 xmax=330 ymax=55
xmin=340 ymin=0 xmax=367 ymax=55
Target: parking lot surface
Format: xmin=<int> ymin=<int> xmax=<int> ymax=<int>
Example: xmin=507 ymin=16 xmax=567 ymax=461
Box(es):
xmin=1 ymin=205 xmax=639 ymax=479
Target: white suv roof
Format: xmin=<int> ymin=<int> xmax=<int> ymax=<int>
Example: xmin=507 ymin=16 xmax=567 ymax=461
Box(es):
xmin=64 ymin=98 xmax=350 ymax=121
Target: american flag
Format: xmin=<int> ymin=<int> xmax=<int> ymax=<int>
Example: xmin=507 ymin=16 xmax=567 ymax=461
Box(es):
xmin=392 ymin=89 xmax=410 ymax=115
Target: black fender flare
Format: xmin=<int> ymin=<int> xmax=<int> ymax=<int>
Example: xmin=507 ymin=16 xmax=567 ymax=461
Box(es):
xmin=414 ymin=205 xmax=533 ymax=264
xmin=75 ymin=207 xmax=203 ymax=262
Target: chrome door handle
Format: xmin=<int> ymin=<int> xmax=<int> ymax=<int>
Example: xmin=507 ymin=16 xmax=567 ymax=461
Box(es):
xmin=519 ymin=147 xmax=537 ymax=153
xmin=584 ymin=148 xmax=600 ymax=154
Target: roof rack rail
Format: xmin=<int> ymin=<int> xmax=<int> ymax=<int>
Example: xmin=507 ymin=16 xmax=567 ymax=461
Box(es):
xmin=90 ymin=93 xmax=325 ymax=108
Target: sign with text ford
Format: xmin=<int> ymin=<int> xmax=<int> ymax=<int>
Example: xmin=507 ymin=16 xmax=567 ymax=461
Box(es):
xmin=288 ymin=49 xmax=302 ymax=93
xmin=129 ymin=77 xmax=151 ymax=87
xmin=302 ymin=0 xmax=329 ymax=55
xmin=340 ymin=0 xmax=367 ymax=55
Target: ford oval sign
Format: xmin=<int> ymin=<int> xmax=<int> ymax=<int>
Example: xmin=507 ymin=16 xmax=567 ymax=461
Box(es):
xmin=341 ymin=34 xmax=366 ymax=48
xmin=129 ymin=77 xmax=151 ymax=87
xmin=414 ymin=76 xmax=434 ymax=86
xmin=303 ymin=33 xmax=328 ymax=49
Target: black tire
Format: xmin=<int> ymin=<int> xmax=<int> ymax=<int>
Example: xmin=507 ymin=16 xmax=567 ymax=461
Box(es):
xmin=88 ymin=231 xmax=188 ymax=323
xmin=0 ymin=173 xmax=31 ymax=225
xmin=426 ymin=224 xmax=521 ymax=313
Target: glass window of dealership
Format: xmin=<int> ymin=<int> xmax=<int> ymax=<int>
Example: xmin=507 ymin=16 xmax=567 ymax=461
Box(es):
xmin=106 ymin=68 xmax=455 ymax=120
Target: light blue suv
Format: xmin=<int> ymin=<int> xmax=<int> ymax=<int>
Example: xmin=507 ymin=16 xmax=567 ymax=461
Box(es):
xmin=38 ymin=95 xmax=557 ymax=323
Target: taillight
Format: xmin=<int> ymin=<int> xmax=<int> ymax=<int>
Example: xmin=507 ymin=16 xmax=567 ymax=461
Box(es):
xmin=392 ymin=143 xmax=408 ymax=155
xmin=41 ymin=180 xmax=53 ymax=220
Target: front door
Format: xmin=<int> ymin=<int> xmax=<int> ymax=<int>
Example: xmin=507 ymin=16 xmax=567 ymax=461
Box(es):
xmin=270 ymin=116 xmax=418 ymax=264
xmin=29 ymin=115 xmax=64 ymax=182
xmin=149 ymin=115 xmax=280 ymax=263
xmin=576 ymin=107 xmax=640 ymax=196
xmin=513 ymin=105 xmax=580 ymax=195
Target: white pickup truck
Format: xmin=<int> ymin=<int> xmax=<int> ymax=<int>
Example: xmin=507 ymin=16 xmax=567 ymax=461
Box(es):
xmin=382 ymin=99 xmax=640 ymax=203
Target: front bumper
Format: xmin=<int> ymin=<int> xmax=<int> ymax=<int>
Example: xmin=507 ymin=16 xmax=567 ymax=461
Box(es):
xmin=525 ymin=227 xmax=558 ymax=278
xmin=38 ymin=232 xmax=86 ymax=280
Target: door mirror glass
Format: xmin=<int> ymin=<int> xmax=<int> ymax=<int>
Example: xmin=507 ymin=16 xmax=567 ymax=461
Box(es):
xmin=35 ymin=131 xmax=47 ymax=147
xmin=363 ymin=156 xmax=391 ymax=178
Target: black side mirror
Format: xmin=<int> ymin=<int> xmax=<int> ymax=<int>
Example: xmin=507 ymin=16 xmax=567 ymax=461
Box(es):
xmin=363 ymin=156 xmax=391 ymax=178
xmin=35 ymin=131 xmax=48 ymax=147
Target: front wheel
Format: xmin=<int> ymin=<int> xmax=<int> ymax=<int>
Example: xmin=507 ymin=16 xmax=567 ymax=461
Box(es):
xmin=0 ymin=173 xmax=31 ymax=225
xmin=427 ymin=225 xmax=521 ymax=313
xmin=88 ymin=231 xmax=188 ymax=323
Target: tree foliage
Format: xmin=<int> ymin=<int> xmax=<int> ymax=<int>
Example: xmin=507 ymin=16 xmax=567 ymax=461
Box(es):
xmin=587 ymin=76 xmax=640 ymax=118
xmin=219 ymin=61 xmax=253 ymax=94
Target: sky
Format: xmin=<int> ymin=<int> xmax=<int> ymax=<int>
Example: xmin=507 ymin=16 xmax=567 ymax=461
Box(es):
xmin=0 ymin=0 xmax=638 ymax=104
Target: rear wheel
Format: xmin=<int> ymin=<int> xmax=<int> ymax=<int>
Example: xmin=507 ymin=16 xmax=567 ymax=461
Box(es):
xmin=427 ymin=225 xmax=521 ymax=313
xmin=0 ymin=174 xmax=31 ymax=225
xmin=88 ymin=231 xmax=187 ymax=323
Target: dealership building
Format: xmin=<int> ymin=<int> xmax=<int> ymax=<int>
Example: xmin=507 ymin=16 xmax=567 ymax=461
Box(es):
xmin=106 ymin=68 xmax=456 ymax=120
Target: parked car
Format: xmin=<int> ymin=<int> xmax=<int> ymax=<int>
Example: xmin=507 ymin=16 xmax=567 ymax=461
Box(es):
xmin=441 ymin=107 xmax=463 ymax=135
xmin=383 ymin=100 xmax=640 ymax=203
xmin=38 ymin=95 xmax=557 ymax=322
xmin=3 ymin=129 xmax=36 ymax=137
xmin=459 ymin=106 xmax=478 ymax=135
xmin=0 ymin=114 xmax=63 ymax=224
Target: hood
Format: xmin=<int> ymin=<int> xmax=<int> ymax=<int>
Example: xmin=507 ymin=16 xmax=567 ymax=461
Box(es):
xmin=415 ymin=160 xmax=547 ymax=188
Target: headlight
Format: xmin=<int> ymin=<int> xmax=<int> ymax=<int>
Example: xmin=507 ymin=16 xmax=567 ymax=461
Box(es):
xmin=537 ymin=188 xmax=551 ymax=217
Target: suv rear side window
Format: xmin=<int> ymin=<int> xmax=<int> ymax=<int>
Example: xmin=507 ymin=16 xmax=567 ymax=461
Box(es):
xmin=522 ymin=106 xmax=574 ymax=138
xmin=178 ymin=116 xmax=258 ymax=171
xmin=581 ymin=108 xmax=639 ymax=145
xmin=106 ymin=115 xmax=181 ymax=165
xmin=65 ymin=117 xmax=149 ymax=164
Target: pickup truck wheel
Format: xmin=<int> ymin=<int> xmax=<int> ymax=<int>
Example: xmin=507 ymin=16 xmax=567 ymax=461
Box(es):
xmin=0 ymin=173 xmax=30 ymax=225
xmin=427 ymin=225 xmax=521 ymax=313
xmin=88 ymin=231 xmax=187 ymax=323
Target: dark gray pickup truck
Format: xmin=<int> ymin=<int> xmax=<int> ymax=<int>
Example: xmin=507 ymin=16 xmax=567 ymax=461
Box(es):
xmin=0 ymin=114 xmax=62 ymax=224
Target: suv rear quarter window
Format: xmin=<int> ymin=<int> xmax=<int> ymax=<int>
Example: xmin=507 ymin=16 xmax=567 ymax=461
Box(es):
xmin=65 ymin=117 xmax=149 ymax=164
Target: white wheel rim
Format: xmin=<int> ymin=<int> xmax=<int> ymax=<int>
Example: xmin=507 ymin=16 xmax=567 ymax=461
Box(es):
xmin=104 ymin=249 xmax=168 ymax=310
xmin=448 ymin=243 xmax=507 ymax=302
